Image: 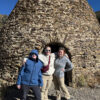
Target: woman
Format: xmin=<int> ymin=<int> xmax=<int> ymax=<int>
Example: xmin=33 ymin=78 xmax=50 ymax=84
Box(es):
xmin=39 ymin=46 xmax=55 ymax=100
xmin=23 ymin=46 xmax=55 ymax=100
xmin=17 ymin=49 xmax=43 ymax=100
xmin=54 ymin=47 xmax=73 ymax=100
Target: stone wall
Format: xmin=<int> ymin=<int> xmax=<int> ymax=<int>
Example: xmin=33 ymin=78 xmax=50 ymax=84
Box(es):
xmin=0 ymin=0 xmax=100 ymax=87
xmin=0 ymin=15 xmax=8 ymax=31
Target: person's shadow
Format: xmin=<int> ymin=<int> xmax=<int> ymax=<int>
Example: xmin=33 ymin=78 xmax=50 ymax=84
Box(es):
xmin=3 ymin=85 xmax=35 ymax=100
xmin=48 ymin=95 xmax=56 ymax=100
xmin=49 ymin=95 xmax=69 ymax=100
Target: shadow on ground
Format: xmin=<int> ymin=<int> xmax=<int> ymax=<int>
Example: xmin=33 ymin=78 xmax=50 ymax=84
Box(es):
xmin=3 ymin=85 xmax=36 ymax=100
xmin=4 ymin=85 xmax=22 ymax=100
xmin=3 ymin=85 xmax=57 ymax=100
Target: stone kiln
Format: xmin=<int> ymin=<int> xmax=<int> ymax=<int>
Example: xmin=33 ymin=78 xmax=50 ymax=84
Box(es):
xmin=0 ymin=0 xmax=100 ymax=87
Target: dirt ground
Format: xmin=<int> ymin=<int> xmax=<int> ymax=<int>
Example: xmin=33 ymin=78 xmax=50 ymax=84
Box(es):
xmin=48 ymin=86 xmax=100 ymax=100
xmin=4 ymin=84 xmax=100 ymax=100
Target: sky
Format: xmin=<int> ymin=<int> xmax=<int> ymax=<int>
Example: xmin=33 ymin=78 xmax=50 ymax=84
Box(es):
xmin=0 ymin=0 xmax=18 ymax=15
xmin=0 ymin=0 xmax=100 ymax=15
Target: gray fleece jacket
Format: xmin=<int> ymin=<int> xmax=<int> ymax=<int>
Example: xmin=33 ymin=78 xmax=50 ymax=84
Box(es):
xmin=54 ymin=56 xmax=73 ymax=78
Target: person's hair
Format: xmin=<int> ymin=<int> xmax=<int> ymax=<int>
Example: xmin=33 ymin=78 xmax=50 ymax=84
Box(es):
xmin=42 ymin=45 xmax=51 ymax=54
xmin=58 ymin=47 xmax=66 ymax=53
xmin=45 ymin=45 xmax=51 ymax=50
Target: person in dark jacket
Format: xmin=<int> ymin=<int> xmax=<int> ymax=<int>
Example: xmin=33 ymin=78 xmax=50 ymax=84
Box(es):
xmin=17 ymin=49 xmax=43 ymax=100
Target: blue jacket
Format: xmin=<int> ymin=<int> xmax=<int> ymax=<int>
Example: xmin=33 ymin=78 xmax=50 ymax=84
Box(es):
xmin=17 ymin=50 xmax=43 ymax=87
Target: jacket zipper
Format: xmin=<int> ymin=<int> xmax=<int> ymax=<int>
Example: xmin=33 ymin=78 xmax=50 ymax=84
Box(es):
xmin=29 ymin=62 xmax=35 ymax=85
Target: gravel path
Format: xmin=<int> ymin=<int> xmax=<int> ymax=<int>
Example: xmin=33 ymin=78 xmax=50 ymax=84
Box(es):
xmin=24 ymin=85 xmax=100 ymax=100
xmin=48 ymin=85 xmax=100 ymax=100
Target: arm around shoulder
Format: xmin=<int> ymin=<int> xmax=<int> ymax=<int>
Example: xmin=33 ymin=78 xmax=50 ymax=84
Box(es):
xmin=38 ymin=54 xmax=48 ymax=66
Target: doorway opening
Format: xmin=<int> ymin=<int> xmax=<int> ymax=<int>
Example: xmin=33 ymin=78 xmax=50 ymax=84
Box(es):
xmin=46 ymin=42 xmax=72 ymax=86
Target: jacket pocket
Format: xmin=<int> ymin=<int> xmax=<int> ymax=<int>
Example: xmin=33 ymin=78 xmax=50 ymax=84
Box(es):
xmin=21 ymin=73 xmax=30 ymax=82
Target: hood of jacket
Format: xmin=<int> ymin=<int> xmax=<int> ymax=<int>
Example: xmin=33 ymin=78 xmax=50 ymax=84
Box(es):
xmin=29 ymin=49 xmax=39 ymax=61
xmin=30 ymin=49 xmax=38 ymax=56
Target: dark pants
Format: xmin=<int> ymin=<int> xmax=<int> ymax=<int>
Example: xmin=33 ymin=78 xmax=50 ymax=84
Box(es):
xmin=21 ymin=85 xmax=41 ymax=100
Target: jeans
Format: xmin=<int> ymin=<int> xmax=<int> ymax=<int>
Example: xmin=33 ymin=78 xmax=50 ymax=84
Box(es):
xmin=21 ymin=85 xmax=41 ymax=100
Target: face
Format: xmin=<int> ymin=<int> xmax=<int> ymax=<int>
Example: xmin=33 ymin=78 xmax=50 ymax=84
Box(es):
xmin=32 ymin=54 xmax=37 ymax=59
xmin=45 ymin=47 xmax=51 ymax=56
xmin=58 ymin=50 xmax=65 ymax=58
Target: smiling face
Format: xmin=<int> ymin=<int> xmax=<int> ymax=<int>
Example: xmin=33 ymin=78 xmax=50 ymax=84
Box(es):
xmin=45 ymin=46 xmax=51 ymax=56
xmin=58 ymin=49 xmax=65 ymax=58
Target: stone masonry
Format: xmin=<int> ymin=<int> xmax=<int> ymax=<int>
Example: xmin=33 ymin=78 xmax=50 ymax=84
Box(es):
xmin=0 ymin=0 xmax=100 ymax=87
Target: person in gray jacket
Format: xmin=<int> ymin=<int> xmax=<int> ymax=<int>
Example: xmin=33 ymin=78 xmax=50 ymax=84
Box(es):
xmin=54 ymin=47 xmax=73 ymax=100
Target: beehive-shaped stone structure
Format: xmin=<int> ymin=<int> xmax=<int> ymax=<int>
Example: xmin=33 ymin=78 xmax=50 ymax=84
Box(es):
xmin=0 ymin=0 xmax=100 ymax=87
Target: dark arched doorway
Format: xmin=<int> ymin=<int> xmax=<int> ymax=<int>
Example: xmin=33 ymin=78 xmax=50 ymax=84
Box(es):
xmin=46 ymin=42 xmax=72 ymax=86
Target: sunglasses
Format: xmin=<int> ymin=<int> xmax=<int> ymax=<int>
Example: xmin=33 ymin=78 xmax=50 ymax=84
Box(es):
xmin=45 ymin=49 xmax=51 ymax=52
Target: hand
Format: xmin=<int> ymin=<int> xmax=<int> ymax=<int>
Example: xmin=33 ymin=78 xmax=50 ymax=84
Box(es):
xmin=61 ymin=68 xmax=65 ymax=72
xmin=17 ymin=85 xmax=21 ymax=89
xmin=40 ymin=87 xmax=42 ymax=91
xmin=23 ymin=58 xmax=27 ymax=64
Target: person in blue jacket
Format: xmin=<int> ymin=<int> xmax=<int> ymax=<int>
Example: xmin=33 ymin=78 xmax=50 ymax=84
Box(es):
xmin=17 ymin=49 xmax=43 ymax=100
